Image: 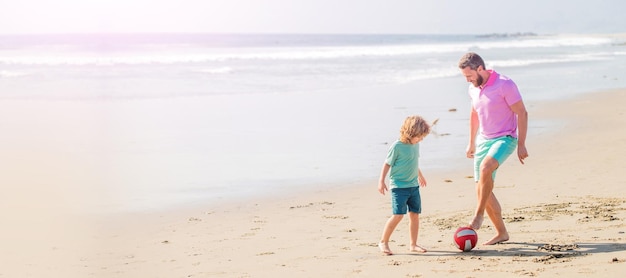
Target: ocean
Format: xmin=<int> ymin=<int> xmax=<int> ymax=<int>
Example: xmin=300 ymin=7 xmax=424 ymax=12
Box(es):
xmin=1 ymin=33 xmax=625 ymax=212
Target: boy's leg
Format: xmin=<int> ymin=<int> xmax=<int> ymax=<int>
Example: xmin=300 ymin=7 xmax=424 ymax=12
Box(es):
xmin=379 ymin=214 xmax=403 ymax=254
xmin=408 ymin=212 xmax=427 ymax=252
xmin=408 ymin=212 xmax=419 ymax=245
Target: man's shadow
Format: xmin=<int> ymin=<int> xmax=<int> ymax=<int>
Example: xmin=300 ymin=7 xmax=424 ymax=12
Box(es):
xmin=402 ymin=242 xmax=626 ymax=259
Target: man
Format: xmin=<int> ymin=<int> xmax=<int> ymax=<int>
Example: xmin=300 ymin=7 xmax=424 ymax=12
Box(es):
xmin=458 ymin=52 xmax=529 ymax=245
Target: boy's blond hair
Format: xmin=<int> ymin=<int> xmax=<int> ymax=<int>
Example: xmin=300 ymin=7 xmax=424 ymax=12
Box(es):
xmin=399 ymin=115 xmax=431 ymax=144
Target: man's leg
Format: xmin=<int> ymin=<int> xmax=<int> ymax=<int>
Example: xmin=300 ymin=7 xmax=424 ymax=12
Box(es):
xmin=483 ymin=193 xmax=509 ymax=245
xmin=469 ymin=156 xmax=498 ymax=230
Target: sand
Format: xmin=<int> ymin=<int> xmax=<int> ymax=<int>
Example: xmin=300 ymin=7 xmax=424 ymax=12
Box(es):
xmin=2 ymin=88 xmax=626 ymax=277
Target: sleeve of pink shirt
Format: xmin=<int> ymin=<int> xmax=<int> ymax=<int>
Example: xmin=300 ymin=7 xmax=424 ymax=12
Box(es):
xmin=503 ymin=79 xmax=523 ymax=106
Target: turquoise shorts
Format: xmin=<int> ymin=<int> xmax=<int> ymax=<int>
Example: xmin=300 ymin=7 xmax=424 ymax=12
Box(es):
xmin=474 ymin=135 xmax=517 ymax=182
xmin=391 ymin=187 xmax=421 ymax=215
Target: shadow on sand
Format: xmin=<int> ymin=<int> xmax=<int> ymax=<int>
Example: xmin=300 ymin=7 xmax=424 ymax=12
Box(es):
xmin=397 ymin=242 xmax=626 ymax=261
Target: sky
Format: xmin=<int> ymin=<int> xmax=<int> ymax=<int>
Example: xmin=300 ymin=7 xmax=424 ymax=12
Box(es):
xmin=0 ymin=0 xmax=624 ymax=35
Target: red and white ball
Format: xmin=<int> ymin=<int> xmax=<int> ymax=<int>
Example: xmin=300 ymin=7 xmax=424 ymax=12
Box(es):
xmin=453 ymin=226 xmax=478 ymax=252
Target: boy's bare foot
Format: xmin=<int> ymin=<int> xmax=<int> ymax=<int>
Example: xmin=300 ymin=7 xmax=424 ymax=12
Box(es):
xmin=483 ymin=233 xmax=509 ymax=245
xmin=409 ymin=244 xmax=427 ymax=253
xmin=378 ymin=242 xmax=393 ymax=255
xmin=468 ymin=215 xmax=484 ymax=230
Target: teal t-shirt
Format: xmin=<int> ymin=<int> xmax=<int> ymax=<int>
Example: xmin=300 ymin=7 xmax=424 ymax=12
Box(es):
xmin=385 ymin=140 xmax=420 ymax=188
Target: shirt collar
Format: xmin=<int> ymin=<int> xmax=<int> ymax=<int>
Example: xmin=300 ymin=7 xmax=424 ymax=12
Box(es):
xmin=480 ymin=69 xmax=498 ymax=89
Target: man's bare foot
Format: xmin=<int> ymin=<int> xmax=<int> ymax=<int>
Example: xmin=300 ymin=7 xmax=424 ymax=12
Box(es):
xmin=378 ymin=242 xmax=393 ymax=255
xmin=469 ymin=215 xmax=484 ymax=230
xmin=483 ymin=234 xmax=509 ymax=245
xmin=409 ymin=244 xmax=427 ymax=253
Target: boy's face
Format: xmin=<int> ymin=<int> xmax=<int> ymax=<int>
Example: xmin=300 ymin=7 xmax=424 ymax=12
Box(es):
xmin=410 ymin=135 xmax=425 ymax=144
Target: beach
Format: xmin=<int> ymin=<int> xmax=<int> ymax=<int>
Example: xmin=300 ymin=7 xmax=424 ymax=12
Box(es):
xmin=2 ymin=86 xmax=625 ymax=277
xmin=1 ymin=33 xmax=626 ymax=277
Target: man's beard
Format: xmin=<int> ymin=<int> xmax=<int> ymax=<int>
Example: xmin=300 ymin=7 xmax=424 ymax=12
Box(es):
xmin=473 ymin=75 xmax=484 ymax=88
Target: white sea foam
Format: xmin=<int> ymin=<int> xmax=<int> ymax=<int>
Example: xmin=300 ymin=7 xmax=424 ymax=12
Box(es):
xmin=0 ymin=36 xmax=613 ymax=66
xmin=0 ymin=44 xmax=465 ymax=65
xmin=490 ymin=53 xmax=611 ymax=68
xmin=475 ymin=36 xmax=612 ymax=50
xmin=392 ymin=67 xmax=460 ymax=83
xmin=0 ymin=33 xmax=623 ymax=97
xmin=0 ymin=70 xmax=29 ymax=78
xmin=196 ymin=67 xmax=233 ymax=74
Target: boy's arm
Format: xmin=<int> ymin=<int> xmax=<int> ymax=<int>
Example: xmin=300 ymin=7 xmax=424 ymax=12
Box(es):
xmin=418 ymin=168 xmax=427 ymax=187
xmin=378 ymin=163 xmax=391 ymax=195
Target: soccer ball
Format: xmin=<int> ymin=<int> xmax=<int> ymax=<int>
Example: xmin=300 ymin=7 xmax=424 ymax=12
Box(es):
xmin=453 ymin=226 xmax=478 ymax=252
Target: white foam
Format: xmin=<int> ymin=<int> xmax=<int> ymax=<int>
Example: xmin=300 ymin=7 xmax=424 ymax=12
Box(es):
xmin=0 ymin=70 xmax=29 ymax=78
xmin=196 ymin=67 xmax=233 ymax=74
xmin=476 ymin=36 xmax=612 ymax=50
xmin=0 ymin=36 xmax=615 ymax=66
xmin=490 ymin=53 xmax=611 ymax=68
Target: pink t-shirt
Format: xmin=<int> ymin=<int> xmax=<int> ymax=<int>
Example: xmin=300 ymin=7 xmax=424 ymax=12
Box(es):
xmin=468 ymin=70 xmax=522 ymax=139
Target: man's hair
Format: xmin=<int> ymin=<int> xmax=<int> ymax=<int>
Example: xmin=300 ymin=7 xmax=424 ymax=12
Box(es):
xmin=458 ymin=52 xmax=485 ymax=70
xmin=399 ymin=115 xmax=430 ymax=144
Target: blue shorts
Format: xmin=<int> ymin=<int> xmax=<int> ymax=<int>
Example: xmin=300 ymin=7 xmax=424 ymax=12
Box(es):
xmin=474 ymin=135 xmax=517 ymax=181
xmin=391 ymin=187 xmax=421 ymax=215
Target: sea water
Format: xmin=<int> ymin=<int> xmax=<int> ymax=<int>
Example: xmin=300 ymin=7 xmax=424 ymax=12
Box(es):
xmin=1 ymin=33 xmax=625 ymax=212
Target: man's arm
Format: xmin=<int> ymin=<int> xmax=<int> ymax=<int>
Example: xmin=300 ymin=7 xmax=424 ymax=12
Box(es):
xmin=511 ymin=100 xmax=529 ymax=164
xmin=467 ymin=106 xmax=479 ymax=158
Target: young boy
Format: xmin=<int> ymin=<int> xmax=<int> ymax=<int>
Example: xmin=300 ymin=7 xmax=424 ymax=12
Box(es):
xmin=378 ymin=115 xmax=431 ymax=255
